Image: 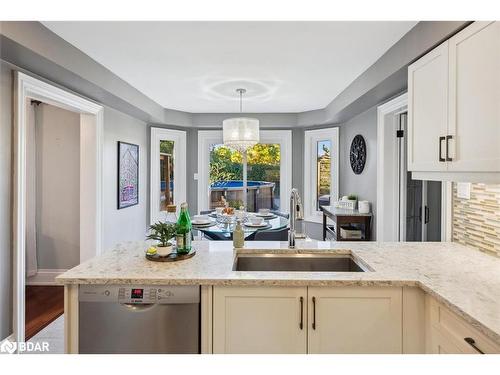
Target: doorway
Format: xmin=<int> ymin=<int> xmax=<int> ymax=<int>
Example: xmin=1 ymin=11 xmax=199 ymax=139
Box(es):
xmin=377 ymin=94 xmax=446 ymax=242
xmin=24 ymin=101 xmax=81 ymax=345
xmin=395 ymin=112 xmax=442 ymax=241
xmin=13 ymin=72 xmax=103 ymax=349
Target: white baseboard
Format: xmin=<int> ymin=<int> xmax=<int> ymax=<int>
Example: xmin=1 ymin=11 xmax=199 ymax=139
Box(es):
xmin=26 ymin=269 xmax=67 ymax=286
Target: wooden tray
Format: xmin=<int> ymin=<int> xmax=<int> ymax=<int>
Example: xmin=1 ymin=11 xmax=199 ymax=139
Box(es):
xmin=146 ymin=250 xmax=196 ymax=262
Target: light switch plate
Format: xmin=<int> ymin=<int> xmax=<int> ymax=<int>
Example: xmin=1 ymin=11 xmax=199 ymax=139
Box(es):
xmin=193 ymin=173 xmax=198 ymax=180
xmin=457 ymin=182 xmax=471 ymax=199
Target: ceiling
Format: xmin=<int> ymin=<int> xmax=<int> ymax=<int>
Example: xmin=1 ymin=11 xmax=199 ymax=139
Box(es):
xmin=42 ymin=21 xmax=417 ymax=113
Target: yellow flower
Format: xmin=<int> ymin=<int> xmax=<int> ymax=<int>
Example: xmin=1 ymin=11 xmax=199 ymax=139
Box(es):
xmin=146 ymin=246 xmax=157 ymax=255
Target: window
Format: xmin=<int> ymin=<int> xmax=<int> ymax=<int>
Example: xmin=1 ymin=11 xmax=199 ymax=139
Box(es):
xmin=198 ymin=130 xmax=291 ymax=213
xmin=208 ymin=143 xmax=281 ymax=211
xmin=160 ymin=140 xmax=174 ymax=210
xmin=304 ymin=128 xmax=339 ymax=222
xmin=316 ymin=140 xmax=332 ymax=210
xmin=150 ymin=128 xmax=186 ymax=223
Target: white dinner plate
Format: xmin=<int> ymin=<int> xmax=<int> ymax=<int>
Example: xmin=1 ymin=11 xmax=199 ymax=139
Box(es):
xmin=192 ymin=219 xmax=212 ymax=225
xmin=256 ymin=213 xmax=276 ymax=219
xmin=244 ymin=222 xmax=269 ymax=228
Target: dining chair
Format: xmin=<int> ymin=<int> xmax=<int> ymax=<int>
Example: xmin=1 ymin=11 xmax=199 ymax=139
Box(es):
xmin=271 ymin=210 xmax=290 ymax=219
xmin=201 ymin=231 xmax=231 ymax=241
xmin=250 ymin=227 xmax=289 ymax=241
xmin=199 ymin=210 xmax=214 ymax=215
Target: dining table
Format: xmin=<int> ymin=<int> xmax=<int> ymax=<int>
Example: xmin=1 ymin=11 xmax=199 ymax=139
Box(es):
xmin=192 ymin=213 xmax=289 ymax=240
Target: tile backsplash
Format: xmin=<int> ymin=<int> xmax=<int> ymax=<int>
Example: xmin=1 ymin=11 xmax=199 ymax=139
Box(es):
xmin=453 ymin=183 xmax=500 ymax=257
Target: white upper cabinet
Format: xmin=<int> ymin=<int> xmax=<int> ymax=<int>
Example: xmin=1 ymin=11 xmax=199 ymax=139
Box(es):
xmin=408 ymin=41 xmax=449 ymax=172
xmin=408 ymin=21 xmax=500 ymax=179
xmin=447 ymin=21 xmax=500 ymax=172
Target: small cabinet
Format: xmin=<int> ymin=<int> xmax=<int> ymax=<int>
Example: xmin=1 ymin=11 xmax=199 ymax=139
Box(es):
xmin=212 ymin=286 xmax=307 ymax=354
xmin=307 ymin=286 xmax=402 ymax=354
xmin=408 ymin=41 xmax=449 ymax=172
xmin=408 ymin=21 xmax=500 ymax=179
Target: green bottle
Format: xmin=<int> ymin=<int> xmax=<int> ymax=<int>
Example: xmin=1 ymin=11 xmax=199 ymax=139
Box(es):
xmin=176 ymin=202 xmax=192 ymax=254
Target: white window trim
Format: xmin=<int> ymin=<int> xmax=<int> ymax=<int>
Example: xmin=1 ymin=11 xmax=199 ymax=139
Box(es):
xmin=150 ymin=127 xmax=187 ymax=224
xmin=304 ymin=127 xmax=339 ymax=223
xmin=197 ymin=130 xmax=292 ymax=213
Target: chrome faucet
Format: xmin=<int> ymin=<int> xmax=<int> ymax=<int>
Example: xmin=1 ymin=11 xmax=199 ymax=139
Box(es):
xmin=288 ymin=188 xmax=304 ymax=248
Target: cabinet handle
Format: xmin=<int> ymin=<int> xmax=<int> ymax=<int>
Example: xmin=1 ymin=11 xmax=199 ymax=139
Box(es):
xmin=299 ymin=297 xmax=304 ymax=330
xmin=446 ymin=135 xmax=453 ymax=161
xmin=424 ymin=206 xmax=430 ymax=224
xmin=439 ymin=136 xmax=446 ymax=162
xmin=312 ymin=296 xmax=316 ymax=330
xmin=464 ymin=337 xmax=484 ymax=354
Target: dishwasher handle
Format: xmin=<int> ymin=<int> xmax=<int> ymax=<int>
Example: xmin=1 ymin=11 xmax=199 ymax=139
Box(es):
xmin=120 ymin=303 xmax=156 ymax=312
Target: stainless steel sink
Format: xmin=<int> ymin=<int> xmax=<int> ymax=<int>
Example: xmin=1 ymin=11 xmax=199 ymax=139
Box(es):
xmin=233 ymin=253 xmax=368 ymax=272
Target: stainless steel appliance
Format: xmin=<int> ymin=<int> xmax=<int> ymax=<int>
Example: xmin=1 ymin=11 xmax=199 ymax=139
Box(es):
xmin=79 ymin=285 xmax=200 ymax=354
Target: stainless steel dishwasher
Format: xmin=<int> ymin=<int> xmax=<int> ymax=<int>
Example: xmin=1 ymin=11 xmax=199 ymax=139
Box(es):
xmin=79 ymin=285 xmax=200 ymax=354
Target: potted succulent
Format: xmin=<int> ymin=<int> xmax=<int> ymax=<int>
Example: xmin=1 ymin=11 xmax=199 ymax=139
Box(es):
xmin=146 ymin=222 xmax=177 ymax=256
xmin=347 ymin=194 xmax=358 ymax=209
xmin=341 ymin=194 xmax=358 ymax=209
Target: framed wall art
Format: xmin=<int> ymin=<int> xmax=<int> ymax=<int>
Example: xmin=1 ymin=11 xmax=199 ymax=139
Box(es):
xmin=117 ymin=141 xmax=139 ymax=209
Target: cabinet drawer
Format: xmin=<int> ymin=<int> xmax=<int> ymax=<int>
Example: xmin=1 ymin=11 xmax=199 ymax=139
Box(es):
xmin=428 ymin=297 xmax=500 ymax=354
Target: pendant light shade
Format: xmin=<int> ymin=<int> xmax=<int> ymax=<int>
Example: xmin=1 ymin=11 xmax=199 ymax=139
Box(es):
xmin=222 ymin=88 xmax=260 ymax=152
xmin=222 ymin=117 xmax=260 ymax=152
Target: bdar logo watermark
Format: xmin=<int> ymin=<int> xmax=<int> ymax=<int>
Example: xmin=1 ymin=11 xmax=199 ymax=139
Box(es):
xmin=1 ymin=340 xmax=50 ymax=354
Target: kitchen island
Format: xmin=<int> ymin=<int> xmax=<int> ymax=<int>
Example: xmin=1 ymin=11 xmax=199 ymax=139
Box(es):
xmin=57 ymin=240 xmax=500 ymax=354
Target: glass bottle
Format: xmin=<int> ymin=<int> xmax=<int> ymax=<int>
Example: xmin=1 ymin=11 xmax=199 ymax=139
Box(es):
xmin=233 ymin=220 xmax=244 ymax=249
xmin=165 ymin=204 xmax=177 ymax=224
xmin=176 ymin=202 xmax=192 ymax=254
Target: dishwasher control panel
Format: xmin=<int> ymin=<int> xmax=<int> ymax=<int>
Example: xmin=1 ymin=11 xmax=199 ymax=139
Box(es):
xmin=79 ymin=285 xmax=200 ymax=304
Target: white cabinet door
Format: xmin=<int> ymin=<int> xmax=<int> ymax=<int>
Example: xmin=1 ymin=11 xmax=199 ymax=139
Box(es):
xmin=426 ymin=295 xmax=500 ymax=354
xmin=428 ymin=328 xmax=464 ymax=354
xmin=408 ymin=41 xmax=449 ymax=172
xmin=212 ymin=286 xmax=307 ymax=354
xmin=447 ymin=21 xmax=500 ymax=172
xmin=308 ymin=287 xmax=402 ymax=354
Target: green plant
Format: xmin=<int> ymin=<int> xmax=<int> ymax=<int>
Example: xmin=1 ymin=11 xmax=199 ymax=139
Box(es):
xmin=347 ymin=194 xmax=358 ymax=201
xmin=228 ymin=200 xmax=244 ymax=209
xmin=146 ymin=222 xmax=176 ymax=247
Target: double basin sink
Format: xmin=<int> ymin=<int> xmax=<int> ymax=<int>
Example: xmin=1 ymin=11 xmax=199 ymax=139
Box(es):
xmin=233 ymin=252 xmax=369 ymax=272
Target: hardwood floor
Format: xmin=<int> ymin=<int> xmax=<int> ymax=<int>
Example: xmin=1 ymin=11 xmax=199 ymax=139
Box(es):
xmin=25 ymin=286 xmax=64 ymax=340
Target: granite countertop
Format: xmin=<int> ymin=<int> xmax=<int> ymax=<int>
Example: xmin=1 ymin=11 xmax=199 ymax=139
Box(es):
xmin=57 ymin=240 xmax=500 ymax=345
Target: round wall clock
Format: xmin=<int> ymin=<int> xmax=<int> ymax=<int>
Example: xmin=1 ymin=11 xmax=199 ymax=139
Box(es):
xmin=350 ymin=135 xmax=366 ymax=175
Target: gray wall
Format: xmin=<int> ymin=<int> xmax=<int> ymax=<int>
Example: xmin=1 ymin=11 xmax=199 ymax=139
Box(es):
xmin=35 ymin=104 xmax=80 ymax=269
xmin=0 ymin=61 xmax=13 ymax=340
xmin=303 ymin=106 xmax=378 ymax=240
xmin=338 ymin=106 xmax=378 ymax=238
xmin=102 ymin=106 xmax=149 ymax=251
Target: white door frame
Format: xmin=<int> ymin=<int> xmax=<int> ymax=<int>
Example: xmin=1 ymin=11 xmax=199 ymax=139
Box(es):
xmin=377 ymin=94 xmax=408 ymax=241
xmin=197 ymin=130 xmax=292 ymax=213
xmin=13 ymin=72 xmax=103 ymax=345
xmin=377 ymin=93 xmax=452 ymax=241
xmin=150 ymin=127 xmax=187 ymax=224
xmin=303 ymin=127 xmax=340 ymax=223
